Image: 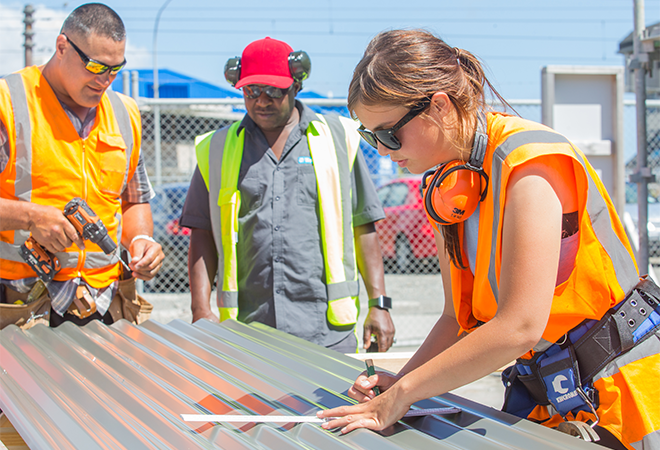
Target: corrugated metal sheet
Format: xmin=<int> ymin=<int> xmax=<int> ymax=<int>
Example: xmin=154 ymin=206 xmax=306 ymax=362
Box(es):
xmin=0 ymin=319 xmax=599 ymax=449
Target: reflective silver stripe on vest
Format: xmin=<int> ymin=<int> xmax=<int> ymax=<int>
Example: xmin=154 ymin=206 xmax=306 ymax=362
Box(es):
xmin=106 ymin=90 xmax=134 ymax=192
xmin=592 ymin=329 xmax=659 ymax=382
xmin=488 ymin=130 xmax=638 ymax=305
xmin=570 ymin=148 xmax=638 ymax=293
xmin=322 ymin=114 xmax=359 ymax=299
xmin=631 ymin=427 xmax=660 ymax=450
xmin=5 ymin=74 xmax=32 ymax=203
xmin=533 ymin=338 xmax=554 ymax=354
xmin=327 ymin=280 xmax=360 ymax=300
xmin=0 ymin=74 xmax=32 ymax=259
xmin=206 ymin=127 xmax=236 ymax=308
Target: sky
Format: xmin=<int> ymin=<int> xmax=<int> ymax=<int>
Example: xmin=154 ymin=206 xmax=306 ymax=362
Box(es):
xmin=1 ymin=0 xmax=659 ymax=100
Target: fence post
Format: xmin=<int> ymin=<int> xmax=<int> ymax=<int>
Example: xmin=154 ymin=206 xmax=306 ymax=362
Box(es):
xmin=131 ymin=71 xmax=139 ymax=101
xmin=122 ymin=71 xmax=130 ymax=96
xmin=154 ymin=103 xmax=162 ymax=187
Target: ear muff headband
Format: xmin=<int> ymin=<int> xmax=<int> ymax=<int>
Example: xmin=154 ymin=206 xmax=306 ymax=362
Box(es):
xmin=422 ymin=114 xmax=489 ymax=225
xmin=224 ymin=50 xmax=311 ymax=87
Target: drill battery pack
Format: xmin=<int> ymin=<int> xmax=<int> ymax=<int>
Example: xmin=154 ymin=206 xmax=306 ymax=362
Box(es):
xmin=19 ymin=236 xmax=61 ymax=283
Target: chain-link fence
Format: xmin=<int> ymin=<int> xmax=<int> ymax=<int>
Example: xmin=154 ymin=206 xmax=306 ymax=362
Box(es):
xmin=136 ymin=97 xmax=660 ymax=345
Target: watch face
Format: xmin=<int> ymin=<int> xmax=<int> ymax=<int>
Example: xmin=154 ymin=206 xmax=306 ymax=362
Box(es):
xmin=369 ymin=295 xmax=392 ymax=310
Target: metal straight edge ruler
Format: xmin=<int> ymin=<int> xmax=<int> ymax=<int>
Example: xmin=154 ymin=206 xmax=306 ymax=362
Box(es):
xmin=181 ymin=406 xmax=462 ymax=423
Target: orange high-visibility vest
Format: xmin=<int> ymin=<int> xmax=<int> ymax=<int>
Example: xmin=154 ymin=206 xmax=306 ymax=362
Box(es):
xmin=0 ymin=66 xmax=142 ymax=288
xmin=449 ymin=112 xmax=639 ymax=345
xmin=445 ymin=112 xmax=659 ymax=448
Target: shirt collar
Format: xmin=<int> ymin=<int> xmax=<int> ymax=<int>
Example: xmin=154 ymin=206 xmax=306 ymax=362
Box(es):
xmin=59 ymin=100 xmax=97 ymax=138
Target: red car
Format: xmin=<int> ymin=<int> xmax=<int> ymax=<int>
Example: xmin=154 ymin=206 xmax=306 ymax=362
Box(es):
xmin=376 ymin=176 xmax=439 ymax=273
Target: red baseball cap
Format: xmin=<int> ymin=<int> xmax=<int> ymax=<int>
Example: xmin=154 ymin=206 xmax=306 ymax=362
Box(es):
xmin=235 ymin=37 xmax=294 ymax=89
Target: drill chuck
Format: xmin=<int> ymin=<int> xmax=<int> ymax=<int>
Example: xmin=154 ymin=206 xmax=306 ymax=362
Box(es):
xmin=97 ymin=233 xmax=117 ymax=254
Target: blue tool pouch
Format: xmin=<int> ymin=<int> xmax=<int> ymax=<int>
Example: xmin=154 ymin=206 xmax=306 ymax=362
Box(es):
xmin=502 ymin=344 xmax=598 ymax=419
xmin=501 ymin=364 xmax=539 ymax=419
xmin=537 ymin=346 xmax=591 ymax=417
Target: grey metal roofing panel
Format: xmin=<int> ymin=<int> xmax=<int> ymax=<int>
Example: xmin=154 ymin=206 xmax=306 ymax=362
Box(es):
xmin=0 ymin=319 xmax=600 ymax=449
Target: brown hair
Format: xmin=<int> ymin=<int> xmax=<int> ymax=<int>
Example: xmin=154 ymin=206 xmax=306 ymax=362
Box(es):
xmin=348 ymin=29 xmax=512 ymax=268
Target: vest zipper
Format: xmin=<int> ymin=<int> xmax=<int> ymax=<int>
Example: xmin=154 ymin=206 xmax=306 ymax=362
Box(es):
xmin=78 ymin=139 xmax=87 ymax=277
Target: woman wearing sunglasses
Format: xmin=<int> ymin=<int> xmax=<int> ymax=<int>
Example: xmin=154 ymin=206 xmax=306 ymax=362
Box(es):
xmin=318 ymin=29 xmax=660 ymax=449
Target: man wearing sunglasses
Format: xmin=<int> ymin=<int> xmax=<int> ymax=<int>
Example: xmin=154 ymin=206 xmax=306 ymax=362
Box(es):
xmin=0 ymin=3 xmax=164 ymax=329
xmin=181 ymin=37 xmax=395 ymax=353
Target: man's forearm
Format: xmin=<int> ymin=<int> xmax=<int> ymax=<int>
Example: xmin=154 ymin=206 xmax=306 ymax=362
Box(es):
xmin=354 ymin=222 xmax=386 ymax=298
xmin=355 ymin=222 xmax=395 ymax=351
xmin=0 ymin=198 xmax=37 ymax=231
xmin=189 ymin=228 xmax=218 ymax=317
xmin=121 ymin=201 xmax=154 ymax=247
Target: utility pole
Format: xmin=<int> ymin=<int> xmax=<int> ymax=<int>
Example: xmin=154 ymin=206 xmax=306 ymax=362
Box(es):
xmin=631 ymin=0 xmax=652 ymax=270
xmin=23 ymin=4 xmax=35 ymax=67
xmin=152 ymin=0 xmax=173 ymax=187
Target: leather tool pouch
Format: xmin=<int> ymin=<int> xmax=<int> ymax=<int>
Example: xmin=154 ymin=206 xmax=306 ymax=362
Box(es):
xmin=67 ymin=285 xmax=97 ymax=319
xmin=0 ymin=287 xmax=51 ymax=330
xmin=107 ymin=276 xmax=153 ymax=324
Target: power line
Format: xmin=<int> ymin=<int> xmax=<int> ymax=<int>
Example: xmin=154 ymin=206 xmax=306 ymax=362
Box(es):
xmin=62 ymin=4 xmax=651 ymax=13
xmin=117 ymin=17 xmax=636 ymax=24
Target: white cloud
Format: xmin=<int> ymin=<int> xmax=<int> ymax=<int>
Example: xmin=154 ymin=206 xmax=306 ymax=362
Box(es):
xmin=0 ymin=3 xmax=150 ymax=76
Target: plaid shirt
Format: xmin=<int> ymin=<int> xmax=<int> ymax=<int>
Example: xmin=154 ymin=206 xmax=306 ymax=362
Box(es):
xmin=1 ymin=93 xmax=154 ymax=317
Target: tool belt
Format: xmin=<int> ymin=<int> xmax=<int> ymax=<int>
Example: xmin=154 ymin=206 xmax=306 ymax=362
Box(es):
xmin=0 ymin=277 xmax=152 ymax=330
xmin=502 ymin=276 xmax=660 ymax=420
xmin=0 ymin=285 xmax=51 ymax=330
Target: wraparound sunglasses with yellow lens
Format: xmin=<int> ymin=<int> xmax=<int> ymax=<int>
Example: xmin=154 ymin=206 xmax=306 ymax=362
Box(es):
xmin=63 ymin=33 xmax=127 ymax=76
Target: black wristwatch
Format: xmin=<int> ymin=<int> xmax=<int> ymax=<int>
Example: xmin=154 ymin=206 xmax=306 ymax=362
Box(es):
xmin=368 ymin=295 xmax=392 ymax=311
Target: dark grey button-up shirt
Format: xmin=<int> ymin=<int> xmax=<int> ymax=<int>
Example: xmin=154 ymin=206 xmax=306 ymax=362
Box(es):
xmin=181 ymin=101 xmax=385 ymax=347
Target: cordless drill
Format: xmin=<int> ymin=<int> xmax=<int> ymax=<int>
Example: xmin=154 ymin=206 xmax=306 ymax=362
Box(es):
xmin=18 ymin=198 xmax=120 ymax=303
xmin=63 ymin=197 xmax=131 ymax=274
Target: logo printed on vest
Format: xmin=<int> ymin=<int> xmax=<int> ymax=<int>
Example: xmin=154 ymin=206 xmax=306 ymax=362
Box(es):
xmin=298 ymin=156 xmax=313 ymax=164
xmin=552 ymin=374 xmax=569 ymax=394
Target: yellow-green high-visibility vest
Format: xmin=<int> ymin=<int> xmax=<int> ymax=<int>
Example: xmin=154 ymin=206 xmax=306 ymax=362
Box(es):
xmin=195 ymin=114 xmax=362 ymax=326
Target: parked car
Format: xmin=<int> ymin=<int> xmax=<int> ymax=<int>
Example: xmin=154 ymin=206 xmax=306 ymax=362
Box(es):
xmin=624 ymin=181 xmax=660 ymax=258
xmin=375 ymin=176 xmax=439 ymax=273
xmin=147 ymin=182 xmax=191 ymax=292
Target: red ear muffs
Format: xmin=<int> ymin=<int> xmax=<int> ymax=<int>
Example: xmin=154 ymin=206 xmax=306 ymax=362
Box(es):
xmin=422 ymin=161 xmax=488 ymax=226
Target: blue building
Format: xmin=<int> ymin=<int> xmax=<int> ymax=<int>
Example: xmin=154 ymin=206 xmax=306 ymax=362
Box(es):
xmin=112 ymin=68 xmax=241 ymax=98
xmin=112 ymin=68 xmax=330 ymax=99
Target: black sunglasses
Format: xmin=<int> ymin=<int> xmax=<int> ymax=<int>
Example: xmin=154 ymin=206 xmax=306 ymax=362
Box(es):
xmin=63 ymin=34 xmax=126 ymax=76
xmin=358 ymin=99 xmax=431 ymax=150
xmin=242 ymin=84 xmax=293 ymax=99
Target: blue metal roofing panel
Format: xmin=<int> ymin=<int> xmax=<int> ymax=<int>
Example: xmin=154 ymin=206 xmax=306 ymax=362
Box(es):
xmin=0 ymin=319 xmax=600 ymax=449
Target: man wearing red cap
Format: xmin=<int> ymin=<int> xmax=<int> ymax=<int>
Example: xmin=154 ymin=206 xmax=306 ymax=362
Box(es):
xmin=180 ymin=37 xmax=395 ymax=353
